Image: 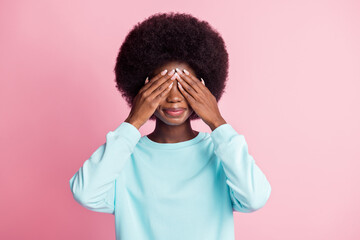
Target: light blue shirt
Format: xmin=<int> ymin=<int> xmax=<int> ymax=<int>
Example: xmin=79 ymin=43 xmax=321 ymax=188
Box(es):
xmin=69 ymin=122 xmax=271 ymax=240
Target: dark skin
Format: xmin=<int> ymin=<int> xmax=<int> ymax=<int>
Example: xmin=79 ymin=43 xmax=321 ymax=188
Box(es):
xmin=125 ymin=61 xmax=227 ymax=143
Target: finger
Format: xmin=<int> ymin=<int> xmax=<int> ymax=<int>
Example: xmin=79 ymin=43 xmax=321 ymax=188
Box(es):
xmin=197 ymin=77 xmax=212 ymax=95
xmin=175 ymin=68 xmax=203 ymax=95
xmin=182 ymin=69 xmax=212 ymax=96
xmin=177 ymin=81 xmax=196 ymax=104
xmin=154 ymin=80 xmax=174 ymax=101
xmin=182 ymin=68 xmax=209 ymax=94
xmin=151 ymin=69 xmax=169 ymax=82
xmin=174 ymin=69 xmax=202 ymax=101
xmin=177 ymin=68 xmax=208 ymax=99
xmin=148 ymin=72 xmax=177 ymax=99
xmin=140 ymin=69 xmax=175 ymax=94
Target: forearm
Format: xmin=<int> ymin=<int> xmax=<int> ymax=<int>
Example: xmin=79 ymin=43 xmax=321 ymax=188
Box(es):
xmin=211 ymin=123 xmax=271 ymax=212
xmin=69 ymin=121 xmax=141 ymax=211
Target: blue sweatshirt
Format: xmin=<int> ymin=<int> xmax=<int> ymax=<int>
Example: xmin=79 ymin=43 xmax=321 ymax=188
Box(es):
xmin=69 ymin=122 xmax=271 ymax=240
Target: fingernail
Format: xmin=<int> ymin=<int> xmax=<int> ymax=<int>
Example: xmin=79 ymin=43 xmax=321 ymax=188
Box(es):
xmin=161 ymin=69 xmax=168 ymax=75
xmin=168 ymin=69 xmax=175 ymax=76
xmin=171 ymin=73 xmax=179 ymax=80
xmin=183 ymin=69 xmax=190 ymax=75
xmin=175 ymin=68 xmax=182 ymax=74
xmin=169 ymin=82 xmax=174 ymax=88
xmin=178 ymin=82 xmax=182 ymax=88
xmin=145 ymin=77 xmax=149 ymax=84
xmin=201 ymin=78 xmax=205 ymax=85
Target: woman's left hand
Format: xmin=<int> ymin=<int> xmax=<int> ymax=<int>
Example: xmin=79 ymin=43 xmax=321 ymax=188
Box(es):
xmin=175 ymin=68 xmax=227 ymax=131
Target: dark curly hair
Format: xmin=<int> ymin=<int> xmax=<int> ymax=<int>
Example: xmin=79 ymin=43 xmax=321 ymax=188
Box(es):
xmin=114 ymin=12 xmax=229 ymax=120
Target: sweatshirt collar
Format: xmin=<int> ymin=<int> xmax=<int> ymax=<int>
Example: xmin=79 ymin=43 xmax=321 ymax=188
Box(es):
xmin=141 ymin=131 xmax=206 ymax=149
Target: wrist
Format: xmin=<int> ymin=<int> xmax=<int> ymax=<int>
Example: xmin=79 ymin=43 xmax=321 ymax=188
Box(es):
xmin=124 ymin=117 xmax=142 ymax=130
xmin=209 ymin=117 xmax=227 ymax=131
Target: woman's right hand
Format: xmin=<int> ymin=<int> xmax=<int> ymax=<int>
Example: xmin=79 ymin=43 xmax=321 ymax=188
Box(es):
xmin=124 ymin=69 xmax=178 ymax=129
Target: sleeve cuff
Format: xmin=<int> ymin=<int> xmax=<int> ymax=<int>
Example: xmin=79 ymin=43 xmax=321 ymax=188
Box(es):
xmin=109 ymin=121 xmax=142 ymax=148
xmin=210 ymin=123 xmax=240 ymax=147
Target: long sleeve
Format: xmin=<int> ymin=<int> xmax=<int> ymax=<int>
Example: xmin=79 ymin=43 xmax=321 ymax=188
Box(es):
xmin=210 ymin=123 xmax=271 ymax=213
xmin=69 ymin=121 xmax=141 ymax=214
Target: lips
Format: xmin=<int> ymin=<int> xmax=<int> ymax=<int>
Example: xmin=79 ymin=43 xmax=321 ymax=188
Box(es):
xmin=163 ymin=108 xmax=186 ymax=111
xmin=163 ymin=108 xmax=186 ymax=117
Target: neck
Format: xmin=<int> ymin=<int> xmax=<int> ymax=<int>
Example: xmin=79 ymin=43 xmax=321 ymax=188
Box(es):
xmin=147 ymin=118 xmax=198 ymax=143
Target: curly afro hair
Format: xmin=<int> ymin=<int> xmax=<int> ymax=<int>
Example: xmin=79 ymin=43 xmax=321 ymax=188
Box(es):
xmin=114 ymin=12 xmax=229 ymax=120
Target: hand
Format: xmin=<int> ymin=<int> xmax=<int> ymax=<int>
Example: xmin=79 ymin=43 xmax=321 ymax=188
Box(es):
xmin=175 ymin=68 xmax=227 ymax=131
xmin=125 ymin=69 xmax=176 ymax=129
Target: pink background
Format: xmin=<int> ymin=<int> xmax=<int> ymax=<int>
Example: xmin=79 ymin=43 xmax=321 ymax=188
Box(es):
xmin=1 ymin=0 xmax=359 ymax=239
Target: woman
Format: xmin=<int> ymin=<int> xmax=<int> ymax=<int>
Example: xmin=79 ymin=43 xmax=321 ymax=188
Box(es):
xmin=69 ymin=12 xmax=271 ymax=240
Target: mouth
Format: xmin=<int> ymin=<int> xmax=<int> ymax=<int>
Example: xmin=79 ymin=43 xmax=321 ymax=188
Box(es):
xmin=163 ymin=108 xmax=186 ymax=117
